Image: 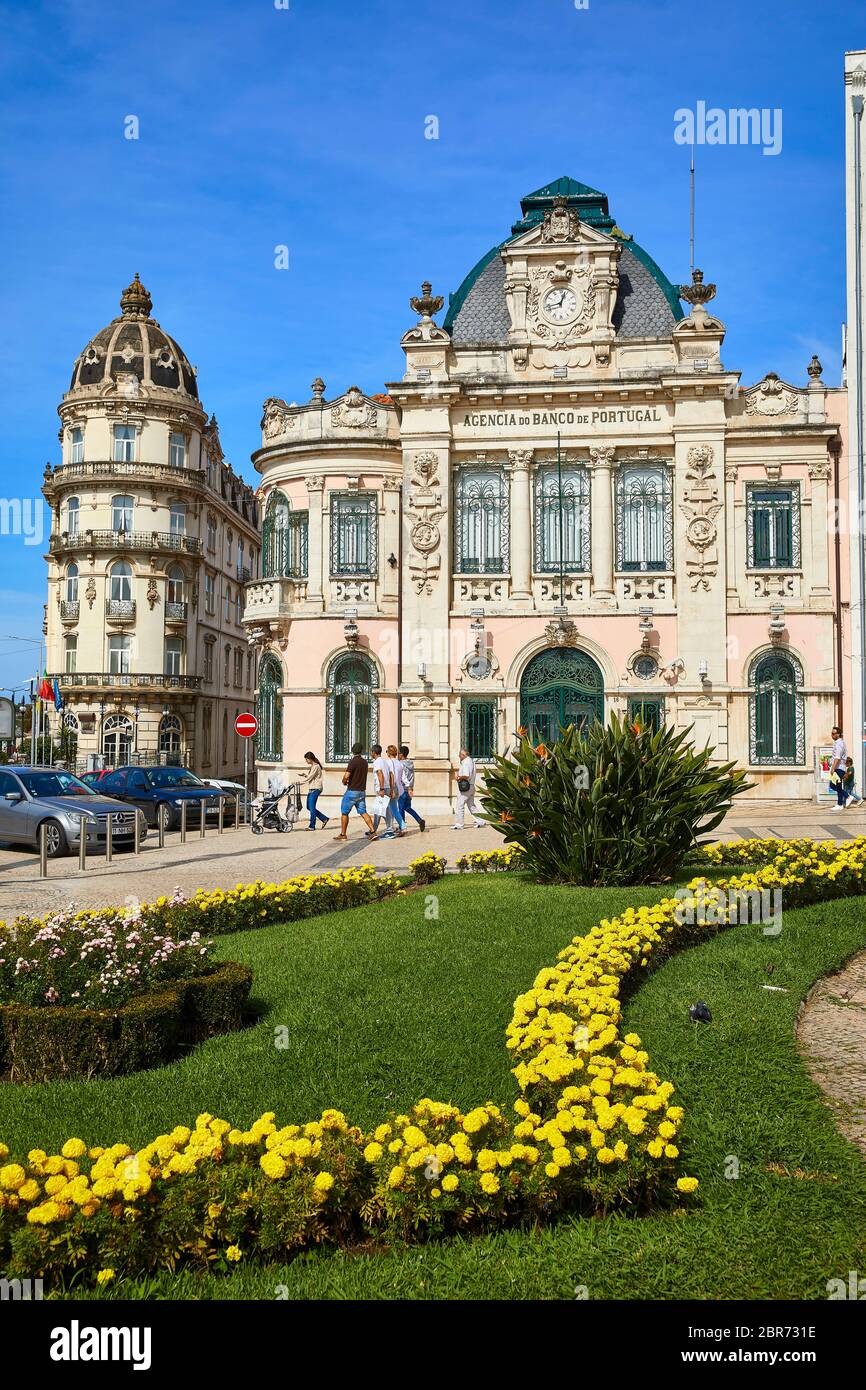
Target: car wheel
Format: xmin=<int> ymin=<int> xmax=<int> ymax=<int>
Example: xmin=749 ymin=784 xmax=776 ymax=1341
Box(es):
xmin=157 ymin=803 xmax=179 ymax=832
xmin=41 ymin=819 xmax=68 ymax=859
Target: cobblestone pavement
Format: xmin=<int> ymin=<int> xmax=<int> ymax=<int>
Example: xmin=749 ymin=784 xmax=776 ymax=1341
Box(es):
xmin=797 ymin=950 xmax=866 ymax=1159
xmin=1 ymin=800 xmax=865 ymax=916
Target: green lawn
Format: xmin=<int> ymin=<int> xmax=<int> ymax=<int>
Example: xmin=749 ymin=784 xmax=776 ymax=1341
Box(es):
xmin=3 ymin=874 xmax=866 ymax=1300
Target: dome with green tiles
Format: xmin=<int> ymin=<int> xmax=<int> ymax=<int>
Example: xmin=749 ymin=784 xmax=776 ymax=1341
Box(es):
xmin=443 ymin=177 xmax=684 ymax=347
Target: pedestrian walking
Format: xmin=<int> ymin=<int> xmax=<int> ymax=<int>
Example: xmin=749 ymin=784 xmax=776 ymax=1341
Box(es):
xmin=371 ymin=743 xmax=405 ymax=839
xmin=335 ymin=742 xmax=377 ymax=841
xmin=830 ymin=725 xmax=849 ymax=811
xmin=298 ymin=751 xmax=329 ymax=830
xmin=452 ymin=747 xmax=483 ymax=829
xmin=844 ymin=756 xmax=862 ymax=806
xmin=398 ymin=744 xmax=426 ymax=830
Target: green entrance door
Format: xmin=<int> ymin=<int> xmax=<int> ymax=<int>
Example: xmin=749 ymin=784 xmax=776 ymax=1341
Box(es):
xmin=519 ymin=648 xmax=604 ymax=745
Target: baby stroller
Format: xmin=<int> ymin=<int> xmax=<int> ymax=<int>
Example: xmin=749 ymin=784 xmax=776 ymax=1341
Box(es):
xmin=250 ymin=783 xmax=302 ymax=834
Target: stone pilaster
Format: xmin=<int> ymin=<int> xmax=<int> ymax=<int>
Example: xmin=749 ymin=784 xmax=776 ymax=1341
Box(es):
xmin=305 ymin=477 xmax=324 ymax=611
xmin=808 ymin=457 xmax=832 ymax=598
xmin=508 ymin=449 xmax=533 ymax=600
xmin=588 ymin=445 xmax=615 ymax=601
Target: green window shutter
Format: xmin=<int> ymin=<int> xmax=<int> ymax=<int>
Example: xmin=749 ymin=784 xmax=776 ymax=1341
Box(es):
xmin=462 ymin=699 xmax=496 ymax=759
xmin=774 ymin=500 xmax=793 ymax=568
xmin=753 ymin=687 xmax=774 ymax=760
xmin=752 ymin=505 xmax=771 ymax=567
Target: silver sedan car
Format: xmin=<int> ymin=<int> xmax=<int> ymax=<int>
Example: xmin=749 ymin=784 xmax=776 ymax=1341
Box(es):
xmin=0 ymin=765 xmax=147 ymax=858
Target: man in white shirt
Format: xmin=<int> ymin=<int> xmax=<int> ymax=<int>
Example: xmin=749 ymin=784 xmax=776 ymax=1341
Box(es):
xmin=452 ymin=748 xmax=483 ymax=829
xmin=370 ymin=743 xmax=405 ymax=838
xmin=830 ymin=725 xmax=849 ymax=811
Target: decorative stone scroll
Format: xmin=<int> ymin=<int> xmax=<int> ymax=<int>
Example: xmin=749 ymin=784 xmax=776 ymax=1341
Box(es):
xmin=679 ymin=445 xmax=722 ymax=592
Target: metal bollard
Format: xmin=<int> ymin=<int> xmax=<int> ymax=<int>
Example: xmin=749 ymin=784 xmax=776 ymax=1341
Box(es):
xmin=105 ymin=813 xmax=113 ymax=864
xmin=158 ymin=803 xmax=166 ymax=848
xmin=39 ymin=822 xmax=48 ymax=878
xmin=78 ymin=815 xmax=88 ymax=872
xmin=134 ymin=810 xmax=141 ymax=855
xmin=180 ymin=800 xmax=187 ymax=843
xmin=218 ymin=797 xmax=224 ymax=835
xmin=200 ymin=800 xmax=207 ymax=838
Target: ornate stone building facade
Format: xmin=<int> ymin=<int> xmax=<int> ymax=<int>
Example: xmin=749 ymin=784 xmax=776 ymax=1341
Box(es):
xmin=43 ymin=276 xmax=260 ymax=777
xmin=246 ymin=178 xmax=844 ymax=806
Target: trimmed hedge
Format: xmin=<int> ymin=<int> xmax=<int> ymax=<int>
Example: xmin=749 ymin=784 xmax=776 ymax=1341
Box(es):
xmin=0 ymin=962 xmax=252 ymax=1083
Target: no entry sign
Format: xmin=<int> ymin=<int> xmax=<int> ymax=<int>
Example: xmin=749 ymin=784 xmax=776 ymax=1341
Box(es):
xmin=235 ymin=712 xmax=258 ymax=739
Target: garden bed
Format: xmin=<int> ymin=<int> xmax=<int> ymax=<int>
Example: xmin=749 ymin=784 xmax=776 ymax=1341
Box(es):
xmin=0 ymin=961 xmax=252 ymax=1082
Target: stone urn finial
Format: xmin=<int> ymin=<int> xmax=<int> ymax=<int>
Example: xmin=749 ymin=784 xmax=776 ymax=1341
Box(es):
xmin=119 ymin=272 xmax=152 ymax=319
xmin=678 ymin=268 xmax=716 ymax=308
xmin=310 ymin=377 xmax=326 ymax=403
xmin=410 ymin=281 xmax=444 ymax=321
xmin=807 ymin=354 xmax=823 ymax=381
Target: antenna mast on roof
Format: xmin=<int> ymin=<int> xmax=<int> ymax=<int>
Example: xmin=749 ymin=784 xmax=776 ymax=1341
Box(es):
xmin=689 ymin=143 xmax=696 ymax=276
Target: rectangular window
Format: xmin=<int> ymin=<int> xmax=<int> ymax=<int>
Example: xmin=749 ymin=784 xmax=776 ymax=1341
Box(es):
xmin=112 ymin=495 xmax=134 ymax=532
xmin=66 ymin=498 xmax=80 ymax=536
xmin=64 ymin=635 xmax=77 ymax=674
xmin=108 ymin=635 xmax=131 ymax=675
xmin=113 ymin=425 xmax=136 ymax=463
xmin=169 ymin=432 xmax=186 ymax=468
xmin=534 ymin=466 xmax=590 ymax=572
xmin=204 ymin=572 xmax=215 ymax=614
xmin=627 ymin=697 xmax=664 ymax=734
xmin=165 ymin=637 xmax=183 ymax=677
xmin=204 ymin=641 xmax=214 ymax=682
xmin=330 ymin=493 xmax=378 ymax=576
xmin=616 ymin=465 xmax=672 ymax=572
xmin=169 ymin=503 xmax=186 ymax=537
xmin=207 ymin=518 xmax=217 ymax=553
xmin=461 ymin=698 xmax=497 ymax=761
xmin=455 ymin=468 xmax=509 ymax=574
xmin=747 ymin=486 xmax=799 ymax=569
xmin=233 ymin=649 xmax=243 ymax=687
xmin=70 ymin=428 xmax=84 ymax=464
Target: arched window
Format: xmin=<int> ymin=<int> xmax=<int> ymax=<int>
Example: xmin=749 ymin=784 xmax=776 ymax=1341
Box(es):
xmin=102 ymin=713 xmax=133 ymax=764
xmin=109 ymin=560 xmax=132 ymax=602
xmin=749 ymin=651 xmax=804 ymax=765
xmin=166 ymin=564 xmax=185 ymax=605
xmin=159 ymin=714 xmax=183 ymax=764
xmin=257 ymin=653 xmax=283 ymax=761
xmin=66 ymin=496 xmax=80 ymax=536
xmin=454 ymin=468 xmax=509 ymax=574
xmin=327 ymin=652 xmax=378 ymax=762
xmin=65 ymin=563 xmax=79 ymax=602
xmin=112 ymin=494 xmax=134 ymax=533
xmin=224 ymin=583 xmax=232 ymax=622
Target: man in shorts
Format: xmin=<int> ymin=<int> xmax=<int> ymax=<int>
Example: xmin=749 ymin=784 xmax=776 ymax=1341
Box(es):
xmin=336 ymin=742 xmax=378 ymax=840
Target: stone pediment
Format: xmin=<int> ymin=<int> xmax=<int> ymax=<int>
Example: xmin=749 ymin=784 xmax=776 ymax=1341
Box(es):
xmin=742 ymin=372 xmax=805 ymax=419
xmin=258 ymin=385 xmax=399 ymax=450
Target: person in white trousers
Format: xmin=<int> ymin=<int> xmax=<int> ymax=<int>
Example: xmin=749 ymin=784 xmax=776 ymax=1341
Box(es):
xmin=453 ymin=748 xmax=483 ymax=829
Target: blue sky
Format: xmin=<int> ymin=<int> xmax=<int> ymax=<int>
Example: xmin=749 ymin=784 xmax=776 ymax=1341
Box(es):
xmin=0 ymin=0 xmax=862 ymax=692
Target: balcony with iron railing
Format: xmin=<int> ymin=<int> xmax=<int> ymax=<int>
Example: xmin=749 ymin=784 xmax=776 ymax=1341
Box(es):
xmin=54 ymin=671 xmax=202 ymax=691
xmin=44 ymin=461 xmax=208 ymax=494
xmin=105 ymin=598 xmax=136 ymax=623
xmin=60 ymin=600 xmax=80 ymax=622
xmin=50 ymin=530 xmax=202 ymax=556
xmin=165 ymin=600 xmax=188 ymax=623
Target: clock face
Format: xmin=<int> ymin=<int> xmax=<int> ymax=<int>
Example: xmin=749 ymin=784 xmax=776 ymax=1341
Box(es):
xmin=543 ymin=286 xmax=577 ymax=322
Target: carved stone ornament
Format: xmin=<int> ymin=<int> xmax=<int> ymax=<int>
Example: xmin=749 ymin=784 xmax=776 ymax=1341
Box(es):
xmin=808 ymin=457 xmax=832 ymax=481
xmin=679 ymin=445 xmax=722 ymax=592
xmin=85 ymin=577 xmax=97 ymax=610
xmin=678 ymin=268 xmax=717 ymax=308
xmin=146 ymin=576 xmax=160 ymax=610
xmin=544 ymin=616 xmax=580 ymax=646
xmin=261 ymin=398 xmax=297 ymax=440
xmin=745 ymin=373 xmax=800 ymax=417
xmin=407 ymin=451 xmax=444 ymax=595
xmin=527 ymin=261 xmax=593 ymax=346
xmin=409 ymin=281 xmax=444 ymax=321
xmin=540 ymin=196 xmax=581 ymax=244
xmin=330 ymin=387 xmax=378 ymax=430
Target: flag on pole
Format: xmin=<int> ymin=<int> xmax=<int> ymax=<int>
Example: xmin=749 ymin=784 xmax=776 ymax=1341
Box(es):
xmin=53 ymin=678 xmax=63 ymax=712
xmin=38 ymin=671 xmax=54 ymax=704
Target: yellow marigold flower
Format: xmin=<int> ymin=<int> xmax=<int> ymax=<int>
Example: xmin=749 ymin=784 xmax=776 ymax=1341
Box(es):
xmin=475 ymin=1149 xmax=498 ymax=1172
xmin=363 ymin=1142 xmax=383 ymax=1162
xmin=44 ymin=1175 xmax=66 ymax=1196
xmin=677 ymin=1176 xmax=699 ymax=1194
xmin=18 ymin=1179 xmax=40 ymax=1203
xmin=388 ymin=1139 xmax=403 ymax=1154
xmin=313 ymin=1172 xmax=335 ymax=1195
xmin=387 ymin=1165 xmax=405 ymax=1189
xmin=442 ymin=1174 xmax=459 ymax=1192
xmin=545 ymin=1162 xmax=560 ymax=1178
xmin=61 ymin=1138 xmax=87 ymax=1160
xmin=226 ymin=1245 xmax=242 ymax=1262
xmin=479 ymin=1173 xmax=500 ymax=1195
xmin=96 ymin=1268 xmax=115 ymax=1285
xmin=26 ymin=1200 xmax=61 ymax=1225
xmin=374 ymin=1123 xmax=392 ymax=1143
xmin=596 ymin=1147 xmax=616 ymax=1164
xmin=0 ymin=1164 xmax=26 ymax=1191
xmin=260 ymin=1152 xmax=287 ymax=1180
xmin=664 ymin=1144 xmax=679 ymax=1159
xmin=27 ymin=1149 xmax=48 ymax=1167
xmin=658 ymin=1120 xmax=676 ymax=1139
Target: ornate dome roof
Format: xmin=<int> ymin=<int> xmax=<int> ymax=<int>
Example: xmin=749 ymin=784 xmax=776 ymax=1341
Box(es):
xmin=443 ymin=177 xmax=684 ymax=347
xmin=68 ymin=274 xmax=199 ymax=400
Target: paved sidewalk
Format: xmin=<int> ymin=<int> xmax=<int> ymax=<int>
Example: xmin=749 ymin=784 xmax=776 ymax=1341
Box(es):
xmin=1 ymin=800 xmax=864 ymax=918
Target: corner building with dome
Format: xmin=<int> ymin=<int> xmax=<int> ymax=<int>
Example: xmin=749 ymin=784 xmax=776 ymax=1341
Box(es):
xmin=43 ymin=274 xmax=261 ymax=777
xmin=248 ymin=179 xmax=847 ymax=804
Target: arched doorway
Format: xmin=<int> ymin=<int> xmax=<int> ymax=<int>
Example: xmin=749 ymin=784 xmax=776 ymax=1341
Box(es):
xmin=102 ymin=713 xmax=133 ymax=765
xmin=519 ymin=648 xmax=604 ymax=744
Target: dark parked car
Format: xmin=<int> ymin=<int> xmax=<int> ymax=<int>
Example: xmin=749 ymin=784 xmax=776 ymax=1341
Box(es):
xmin=0 ymin=765 xmax=146 ymax=857
xmin=81 ymin=768 xmax=114 ymax=788
xmin=97 ymin=766 xmax=237 ymax=829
